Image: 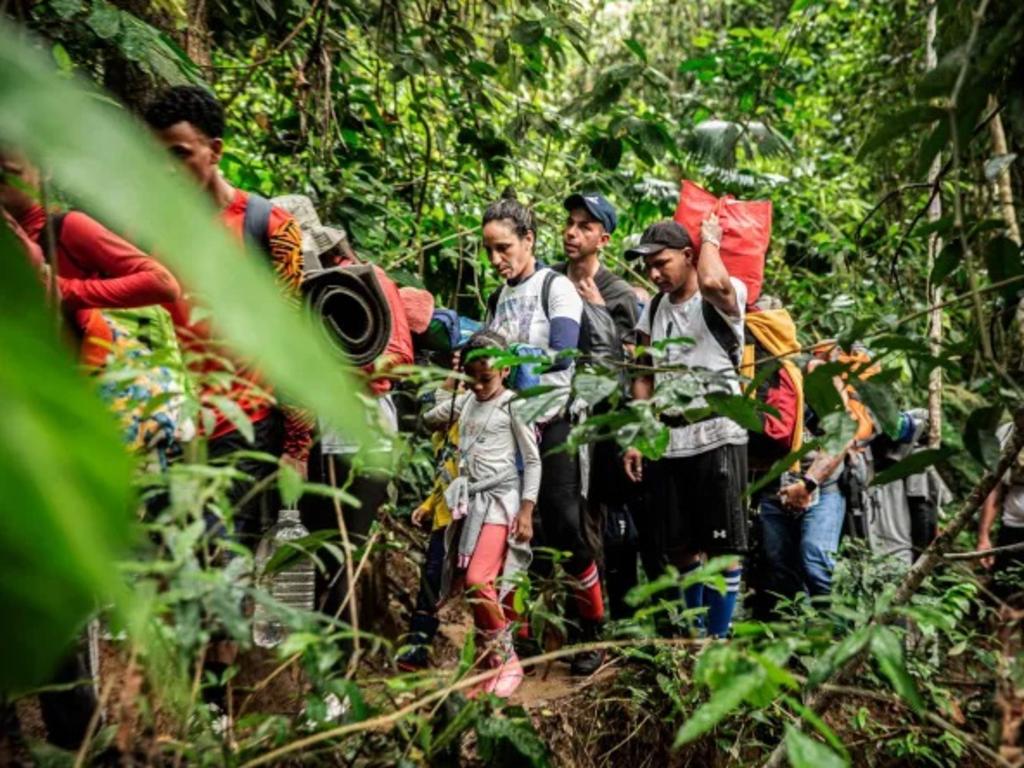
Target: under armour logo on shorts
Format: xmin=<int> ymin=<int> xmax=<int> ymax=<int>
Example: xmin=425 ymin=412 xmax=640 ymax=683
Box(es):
xmin=712 ymin=529 xmax=727 ymax=539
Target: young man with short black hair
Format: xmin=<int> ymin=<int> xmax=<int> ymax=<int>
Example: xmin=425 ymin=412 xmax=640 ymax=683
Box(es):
xmin=555 ymin=192 xmax=648 ymax=620
xmin=144 ymin=85 xmax=311 ymax=543
xmin=624 ymin=217 xmax=748 ymax=638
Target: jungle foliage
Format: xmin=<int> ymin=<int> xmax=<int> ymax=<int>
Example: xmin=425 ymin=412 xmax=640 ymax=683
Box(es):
xmin=2 ymin=0 xmax=1024 ymax=764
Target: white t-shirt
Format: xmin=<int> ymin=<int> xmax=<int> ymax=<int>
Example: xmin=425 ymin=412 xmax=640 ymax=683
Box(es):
xmin=489 ymin=268 xmax=582 ymax=420
xmin=635 ymin=278 xmax=748 ymax=458
xmin=997 ymin=423 xmax=1024 ymax=527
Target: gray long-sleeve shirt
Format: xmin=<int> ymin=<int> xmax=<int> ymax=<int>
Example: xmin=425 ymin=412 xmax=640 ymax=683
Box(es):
xmin=424 ymin=389 xmax=541 ymax=525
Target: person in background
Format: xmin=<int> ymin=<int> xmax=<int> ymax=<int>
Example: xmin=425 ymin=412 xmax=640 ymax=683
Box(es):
xmin=1 ymin=148 xmax=180 ymax=319
xmin=422 ymin=330 xmax=540 ymax=698
xmin=397 ymin=419 xmax=459 ymax=671
xmin=272 ymin=194 xmax=415 ymax=620
xmin=623 ymin=218 xmax=747 ymax=638
xmin=978 ymin=422 xmax=1024 ymax=596
xmin=483 ymin=193 xmax=607 ymax=676
xmin=553 ymin=191 xmax=645 ymax=620
xmin=752 ymin=354 xmax=845 ymax=619
xmin=143 ymin=86 xmax=312 ymax=545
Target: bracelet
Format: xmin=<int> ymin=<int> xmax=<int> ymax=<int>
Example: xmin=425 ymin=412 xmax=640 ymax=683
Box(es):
xmin=702 ymin=236 xmax=721 ymax=248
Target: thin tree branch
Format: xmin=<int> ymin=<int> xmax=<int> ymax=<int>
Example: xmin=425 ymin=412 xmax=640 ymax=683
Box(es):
xmin=943 ymin=540 xmax=1024 ymax=561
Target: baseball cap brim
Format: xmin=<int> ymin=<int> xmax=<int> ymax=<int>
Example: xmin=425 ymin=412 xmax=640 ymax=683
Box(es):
xmin=625 ymin=242 xmax=668 ymax=259
xmin=563 ymin=193 xmax=614 ymax=232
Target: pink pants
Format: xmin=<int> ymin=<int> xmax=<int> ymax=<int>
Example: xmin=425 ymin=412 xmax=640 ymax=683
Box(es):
xmin=464 ymin=523 xmax=511 ymax=632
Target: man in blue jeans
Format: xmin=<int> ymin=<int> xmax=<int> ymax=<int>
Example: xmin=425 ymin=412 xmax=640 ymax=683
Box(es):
xmin=759 ymin=464 xmax=846 ymax=606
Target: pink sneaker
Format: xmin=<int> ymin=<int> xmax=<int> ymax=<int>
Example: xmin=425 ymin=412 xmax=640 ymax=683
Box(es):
xmin=467 ymin=652 xmax=500 ymax=699
xmin=487 ymin=651 xmax=524 ymax=698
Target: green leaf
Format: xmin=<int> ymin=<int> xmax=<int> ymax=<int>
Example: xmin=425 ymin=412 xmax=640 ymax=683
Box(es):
xmin=493 ymin=38 xmax=510 ymax=65
xmin=785 ymin=725 xmax=849 ymax=768
xmin=511 ymin=19 xmax=545 ymax=46
xmin=50 ymin=0 xmax=84 ymax=19
xmin=782 ymin=696 xmax=851 ymax=763
xmin=819 ymin=410 xmax=857 ymax=455
xmin=51 ymin=43 xmax=73 ymax=73
xmin=809 ymin=626 xmax=871 ymax=686
xmin=963 ymin=405 xmax=1002 ymax=469
xmin=678 ymin=55 xmax=717 ymax=73
xmin=86 ymin=2 xmax=122 ymax=39
xmin=624 ymin=38 xmax=647 ymax=62
xmin=930 ymin=240 xmax=962 ymax=285
xmin=277 ymin=460 xmax=303 ymax=507
xmin=476 ymin=712 xmax=550 ymax=767
xmin=675 ymin=671 xmax=762 ymax=745
xmin=802 ymin=363 xmax=845 ymax=417
xmin=871 ymin=448 xmax=950 ymax=486
xmin=870 ymin=626 xmax=924 ymax=713
xmin=858 ymin=106 xmax=945 ymax=160
xmin=573 ymin=372 xmax=617 ymax=407
xmin=590 ymin=136 xmax=623 ymax=169
xmin=984 ymin=236 xmax=1024 ymax=301
xmin=0 ymin=19 xmax=373 ymax=684
xmin=0 ymin=225 xmax=134 ymax=689
xmin=207 ymin=395 xmax=255 ymax=444
xmin=705 ymin=392 xmax=767 ymax=432
xmin=853 ymin=378 xmax=900 ymax=438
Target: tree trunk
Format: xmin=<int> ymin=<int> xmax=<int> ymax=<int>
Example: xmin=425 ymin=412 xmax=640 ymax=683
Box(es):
xmin=987 ymin=97 xmax=1024 ymax=358
xmin=925 ymin=0 xmax=943 ymax=448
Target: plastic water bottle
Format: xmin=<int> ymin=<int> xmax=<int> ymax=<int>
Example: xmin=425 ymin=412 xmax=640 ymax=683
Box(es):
xmin=252 ymin=508 xmax=315 ymax=648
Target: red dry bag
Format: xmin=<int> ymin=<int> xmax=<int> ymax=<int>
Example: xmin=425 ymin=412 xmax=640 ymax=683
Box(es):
xmin=673 ymin=180 xmax=772 ymax=308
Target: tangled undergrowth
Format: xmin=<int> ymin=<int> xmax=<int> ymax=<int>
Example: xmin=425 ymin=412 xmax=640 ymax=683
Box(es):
xmin=9 ymin=511 xmax=1018 ymax=768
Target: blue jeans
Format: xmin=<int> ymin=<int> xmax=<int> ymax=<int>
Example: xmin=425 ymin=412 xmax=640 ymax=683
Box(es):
xmin=759 ymin=491 xmax=845 ymax=602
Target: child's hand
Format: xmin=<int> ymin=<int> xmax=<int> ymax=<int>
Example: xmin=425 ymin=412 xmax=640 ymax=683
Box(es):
xmin=411 ymin=505 xmax=431 ymax=528
xmin=511 ymin=506 xmax=534 ymax=543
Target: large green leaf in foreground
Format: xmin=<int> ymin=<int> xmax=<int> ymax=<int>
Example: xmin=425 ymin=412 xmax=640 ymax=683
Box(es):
xmin=0 ymin=229 xmax=135 ymax=689
xmin=0 ymin=21 xmax=369 ymax=689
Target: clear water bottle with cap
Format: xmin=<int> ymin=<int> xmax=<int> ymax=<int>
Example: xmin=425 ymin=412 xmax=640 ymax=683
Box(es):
xmin=252 ymin=508 xmax=315 ymax=648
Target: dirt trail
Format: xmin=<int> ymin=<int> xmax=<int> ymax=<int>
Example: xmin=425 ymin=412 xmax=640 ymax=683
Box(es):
xmin=435 ymin=603 xmax=616 ymax=706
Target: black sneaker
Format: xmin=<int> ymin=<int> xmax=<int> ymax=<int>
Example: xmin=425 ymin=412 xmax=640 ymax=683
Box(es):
xmin=569 ymin=647 xmax=606 ymax=676
xmin=396 ymin=645 xmax=429 ymax=672
xmin=513 ymin=635 xmax=542 ymax=675
xmin=569 ymin=620 xmax=606 ymax=677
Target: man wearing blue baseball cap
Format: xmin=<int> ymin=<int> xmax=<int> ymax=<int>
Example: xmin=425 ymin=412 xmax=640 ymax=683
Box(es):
xmin=554 ymin=192 xmax=641 ymax=671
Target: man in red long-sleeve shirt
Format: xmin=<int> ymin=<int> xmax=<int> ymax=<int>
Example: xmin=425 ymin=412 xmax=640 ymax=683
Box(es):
xmin=143 ymin=86 xmax=313 ymax=545
xmin=1 ymin=149 xmax=180 ymax=316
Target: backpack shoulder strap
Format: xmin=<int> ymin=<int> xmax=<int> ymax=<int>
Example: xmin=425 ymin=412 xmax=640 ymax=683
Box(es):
xmin=646 ymin=291 xmax=666 ymax=340
xmin=702 ymin=299 xmax=742 ymax=367
xmin=486 ymin=286 xmax=502 ymax=323
xmin=242 ymin=193 xmax=273 ymax=260
xmin=540 ymin=269 xmax=557 ymax=320
xmin=41 ymin=211 xmax=71 ymax=267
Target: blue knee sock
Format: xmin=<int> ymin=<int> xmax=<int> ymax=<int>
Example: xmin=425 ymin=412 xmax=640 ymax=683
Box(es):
xmin=681 ymin=562 xmax=705 ymax=630
xmin=705 ymin=567 xmax=742 ymax=638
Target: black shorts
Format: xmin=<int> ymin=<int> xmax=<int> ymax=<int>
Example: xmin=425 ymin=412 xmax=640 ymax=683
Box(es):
xmin=645 ymin=443 xmax=749 ymax=557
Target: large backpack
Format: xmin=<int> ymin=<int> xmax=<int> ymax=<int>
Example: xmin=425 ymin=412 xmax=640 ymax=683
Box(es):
xmin=43 ymin=212 xmax=193 ymax=452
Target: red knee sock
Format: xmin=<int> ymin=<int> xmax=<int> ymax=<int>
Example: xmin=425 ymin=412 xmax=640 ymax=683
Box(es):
xmin=573 ymin=562 xmax=605 ymax=623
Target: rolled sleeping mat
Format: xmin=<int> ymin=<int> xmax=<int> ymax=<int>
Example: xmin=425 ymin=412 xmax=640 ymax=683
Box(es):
xmin=302 ymin=265 xmax=392 ymax=368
